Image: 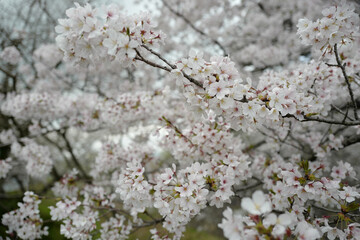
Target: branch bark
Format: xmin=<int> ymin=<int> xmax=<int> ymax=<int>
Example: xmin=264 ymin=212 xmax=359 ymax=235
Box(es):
xmin=333 ymin=44 xmax=358 ymax=120
xmin=60 ymin=131 xmax=90 ymax=180
xmin=135 ymin=48 xmax=204 ymax=88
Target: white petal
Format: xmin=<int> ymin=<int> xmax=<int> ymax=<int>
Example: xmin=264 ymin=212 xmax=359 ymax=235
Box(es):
xmin=241 ymin=197 xmax=259 ymax=215
xmin=253 ymin=190 xmax=266 ymax=205
xmin=272 ymin=224 xmax=286 ymax=236
xmin=278 ymin=213 xmax=292 ymax=226
xmin=263 ymin=213 xmax=277 ymax=226
xmin=260 ymin=201 xmax=272 ymax=214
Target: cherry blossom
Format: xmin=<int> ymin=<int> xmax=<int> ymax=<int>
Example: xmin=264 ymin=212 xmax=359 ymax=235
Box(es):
xmin=0 ymin=0 xmax=360 ymax=239
xmin=241 ymin=190 xmax=272 ymax=215
xmin=2 ymin=192 xmax=48 ymax=240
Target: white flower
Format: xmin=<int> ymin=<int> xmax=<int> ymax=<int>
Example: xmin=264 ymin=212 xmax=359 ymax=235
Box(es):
xmin=339 ymin=186 xmax=360 ymax=203
xmin=241 ymin=190 xmax=272 ymax=215
xmin=208 ymin=82 xmax=230 ymax=99
xmin=322 ymin=223 xmax=346 ymax=240
xmin=11 ymin=140 xmax=53 ymax=178
xmin=175 ymin=183 xmax=194 ymax=198
xmin=160 ymin=167 xmax=174 ymax=185
xmin=188 ymin=49 xmax=204 ymax=70
xmin=220 ymin=97 xmax=235 ymax=109
xmin=218 ymin=207 xmax=244 ymax=240
xmin=176 ymin=59 xmax=192 ymax=75
xmin=296 ymin=221 xmax=321 ymax=240
xmin=263 ymin=213 xmax=292 ymax=236
xmin=2 ymin=192 xmax=48 ymax=239
xmin=297 ymin=18 xmax=312 ymax=33
xmin=116 ymin=38 xmax=138 ymax=60
xmin=103 ymin=29 xmax=122 ymax=55
xmin=49 ymin=198 xmax=81 ymax=221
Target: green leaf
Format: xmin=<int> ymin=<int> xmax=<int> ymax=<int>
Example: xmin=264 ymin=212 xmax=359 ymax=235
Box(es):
xmin=347 ymin=202 xmax=360 ymax=212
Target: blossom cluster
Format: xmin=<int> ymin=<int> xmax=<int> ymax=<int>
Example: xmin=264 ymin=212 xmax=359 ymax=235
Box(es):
xmin=246 ymin=153 xmax=360 ymax=239
xmin=1 ymin=90 xmax=167 ymax=133
xmin=1 ymin=1 xmax=360 ymax=240
xmin=1 ymin=92 xmax=69 ymax=122
xmin=172 ymin=50 xmax=354 ymax=132
xmin=33 ymin=44 xmax=63 ymax=69
xmin=52 ymin=169 xmax=80 ymax=198
xmin=219 ymin=191 xmax=298 ymax=239
xmin=0 ymin=129 xmax=17 ymax=145
xmin=91 ymin=140 xmax=153 ymax=177
xmin=297 ymin=1 xmax=360 ymax=55
xmin=55 ymin=3 xmax=165 ymax=67
xmin=11 ymin=139 xmax=53 ymax=178
xmin=115 ymin=159 xmax=153 ymax=216
xmin=172 ymin=52 xmax=271 ymax=132
xmin=256 ymin=61 xmax=353 ymax=120
xmin=160 ymin=118 xmax=250 ymax=193
xmin=59 ymin=206 xmax=98 ymax=240
xmin=100 ymin=214 xmax=132 ymax=240
xmin=2 ymin=192 xmax=48 ymax=239
xmin=294 ymin=130 xmax=345 ymax=160
xmin=97 ymin=91 xmax=159 ymax=131
xmin=153 ymin=162 xmax=209 ymax=236
xmin=219 ymin=188 xmax=360 ymax=240
xmin=159 ymin=0 xmax=327 ymax=68
xmin=49 ymin=185 xmax=123 ymax=240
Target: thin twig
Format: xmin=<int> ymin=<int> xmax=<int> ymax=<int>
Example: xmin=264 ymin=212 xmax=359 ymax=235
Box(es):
xmin=312 ymin=204 xmax=360 ymax=218
xmin=135 ymin=49 xmax=204 ymax=88
xmin=243 ymin=140 xmax=266 ymax=153
xmin=130 ymin=218 xmax=165 ymax=235
xmin=161 ymin=116 xmax=195 ymax=146
xmin=0 ymin=65 xmax=16 ymax=79
xmin=342 ymin=134 xmax=360 ymax=148
xmin=161 ymin=0 xmax=227 ymax=56
xmin=333 ymin=44 xmax=358 ymax=120
xmin=60 ymin=131 xmax=90 ymax=179
xmin=134 ymin=55 xmax=171 ymax=73
xmin=342 ymin=104 xmax=350 ymax=123
xmin=285 ymin=114 xmax=360 ymax=126
xmin=319 ymin=124 xmax=332 ymax=145
xmin=235 ymin=179 xmax=263 ymax=193
xmin=142 ymin=45 xmax=176 ymax=69
xmin=331 ymin=104 xmax=354 ymax=121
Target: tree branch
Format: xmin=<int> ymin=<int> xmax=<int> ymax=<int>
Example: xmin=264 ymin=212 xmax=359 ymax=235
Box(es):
xmin=333 ymin=44 xmax=358 ymax=120
xmin=161 ymin=0 xmax=227 ymax=56
xmin=135 ymin=49 xmax=204 ymax=89
xmin=60 ymin=131 xmax=90 ymax=180
xmin=141 ymin=45 xmax=176 ymax=69
xmin=285 ymin=114 xmax=360 ymax=126
xmin=342 ymin=134 xmax=360 ymax=148
xmin=0 ymin=65 xmax=16 ymax=79
xmin=331 ymin=104 xmax=354 ymax=121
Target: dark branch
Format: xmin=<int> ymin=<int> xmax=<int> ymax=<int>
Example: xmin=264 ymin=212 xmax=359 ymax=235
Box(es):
xmin=60 ymin=131 xmax=90 ymax=180
xmin=333 ymin=44 xmax=358 ymax=120
xmin=342 ymin=134 xmax=360 ymax=148
xmin=141 ymin=45 xmax=176 ymax=69
xmin=135 ymin=49 xmax=204 ymax=89
xmin=285 ymin=114 xmax=360 ymax=126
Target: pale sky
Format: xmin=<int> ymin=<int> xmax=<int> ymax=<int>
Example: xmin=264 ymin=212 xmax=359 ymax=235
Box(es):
xmin=105 ymin=0 xmax=160 ymax=14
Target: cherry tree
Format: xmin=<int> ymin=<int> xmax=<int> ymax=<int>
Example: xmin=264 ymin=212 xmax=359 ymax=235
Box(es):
xmin=0 ymin=0 xmax=360 ymax=239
